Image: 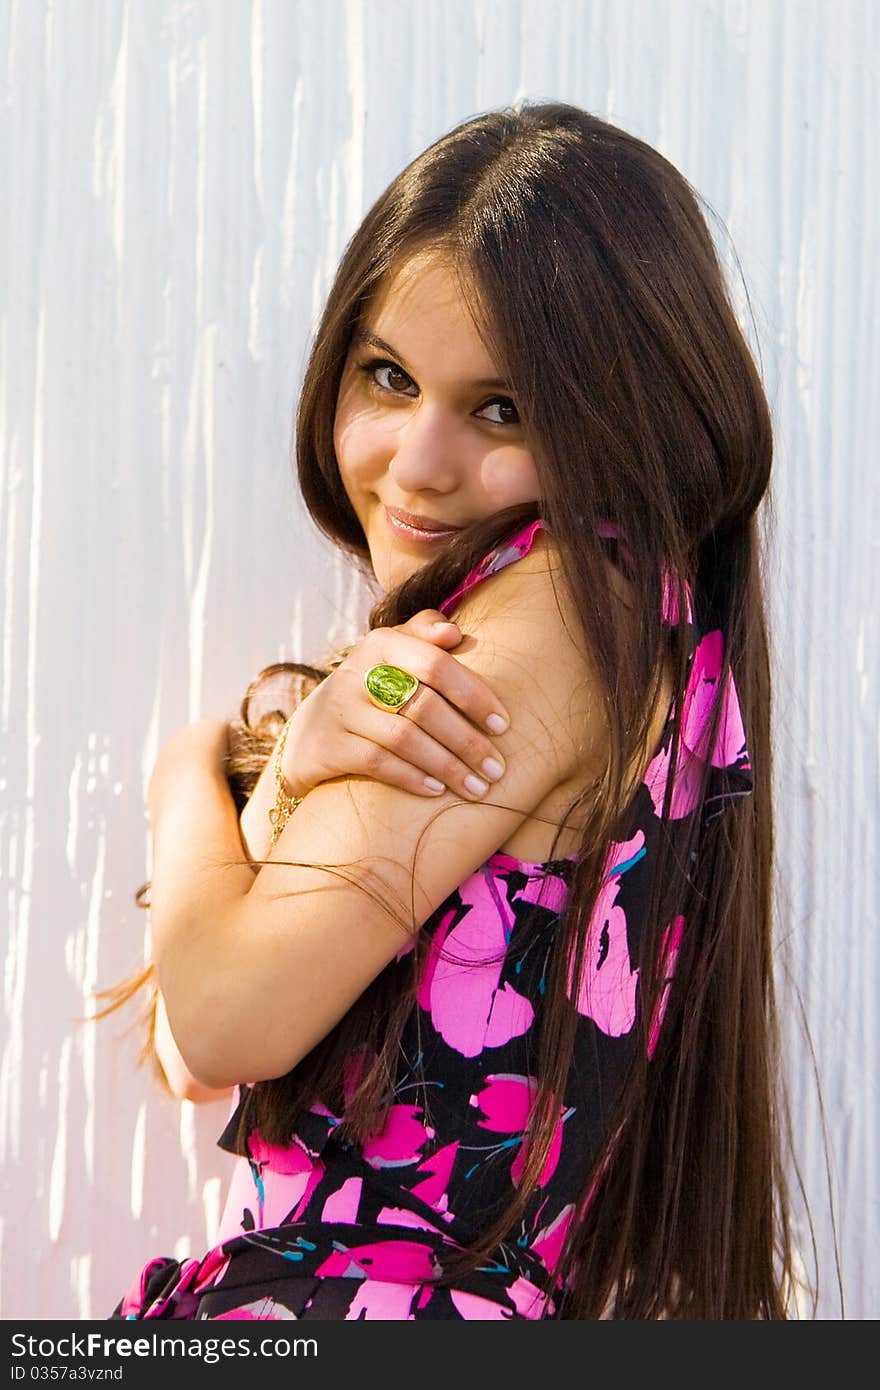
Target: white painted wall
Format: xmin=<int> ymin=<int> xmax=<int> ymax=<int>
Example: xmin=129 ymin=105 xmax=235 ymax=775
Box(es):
xmin=1 ymin=0 xmax=875 ymax=1320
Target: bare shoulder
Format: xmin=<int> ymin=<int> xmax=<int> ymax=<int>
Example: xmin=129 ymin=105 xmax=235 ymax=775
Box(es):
xmin=448 ymin=527 xmax=607 ymax=780
xmin=457 ymin=526 xmax=586 ymax=634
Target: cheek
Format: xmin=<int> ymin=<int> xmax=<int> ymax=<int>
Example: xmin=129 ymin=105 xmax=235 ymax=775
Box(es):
xmin=334 ymin=399 xmax=395 ymax=489
xmin=479 ymin=449 xmax=541 ymax=504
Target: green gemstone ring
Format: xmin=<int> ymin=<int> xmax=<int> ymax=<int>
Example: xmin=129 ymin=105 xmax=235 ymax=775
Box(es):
xmin=363 ymin=663 xmax=420 ymax=713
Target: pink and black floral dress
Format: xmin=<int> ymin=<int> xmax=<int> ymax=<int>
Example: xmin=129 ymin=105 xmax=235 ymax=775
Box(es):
xmin=111 ymin=518 xmax=752 ymax=1320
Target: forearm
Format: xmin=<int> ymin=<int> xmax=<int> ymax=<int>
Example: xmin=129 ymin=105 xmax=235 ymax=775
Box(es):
xmin=149 ymin=758 xmax=257 ymax=1074
xmin=149 ymin=711 xmax=436 ymax=1090
xmin=150 ymin=761 xmax=255 ymax=932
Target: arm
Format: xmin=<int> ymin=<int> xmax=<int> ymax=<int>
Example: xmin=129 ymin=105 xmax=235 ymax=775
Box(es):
xmin=151 ymin=536 xmax=608 ymax=1090
xmin=237 ymin=738 xmax=297 ymax=868
xmin=146 ymin=725 xmax=275 ymax=1101
xmin=148 ymin=745 xmax=280 ymax=1103
xmin=153 ymin=988 xmax=236 ymax=1104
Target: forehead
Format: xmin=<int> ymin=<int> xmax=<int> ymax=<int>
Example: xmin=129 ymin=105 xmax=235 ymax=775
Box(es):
xmin=363 ymin=251 xmax=497 ymax=364
xmin=372 ymin=250 xmax=461 ymax=310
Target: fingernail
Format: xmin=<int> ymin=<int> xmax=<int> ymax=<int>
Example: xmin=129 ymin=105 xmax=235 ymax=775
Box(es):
xmin=423 ymin=776 xmax=446 ymax=792
xmin=481 ymin=757 xmax=505 ymax=781
xmin=464 ymin=774 xmax=489 ymax=797
xmin=485 ymin=713 xmax=509 ymax=734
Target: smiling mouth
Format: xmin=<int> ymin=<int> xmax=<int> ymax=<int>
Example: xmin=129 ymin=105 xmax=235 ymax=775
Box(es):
xmin=383 ymin=506 xmax=464 ymax=543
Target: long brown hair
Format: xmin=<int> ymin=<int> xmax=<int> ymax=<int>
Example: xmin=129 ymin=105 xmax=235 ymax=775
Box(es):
xmin=92 ymin=101 xmax=805 ymax=1317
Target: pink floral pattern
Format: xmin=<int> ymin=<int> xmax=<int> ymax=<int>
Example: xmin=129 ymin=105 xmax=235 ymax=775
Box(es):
xmin=111 ymin=517 xmax=752 ymax=1322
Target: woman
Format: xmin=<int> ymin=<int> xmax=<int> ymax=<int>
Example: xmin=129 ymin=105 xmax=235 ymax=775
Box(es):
xmin=96 ymin=100 xmax=799 ymax=1319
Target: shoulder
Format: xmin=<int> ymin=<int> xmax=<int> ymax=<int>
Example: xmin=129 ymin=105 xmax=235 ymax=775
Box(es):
xmin=447 ymin=527 xmax=607 ymax=782
xmin=454 ymin=523 xmax=624 ymax=643
xmin=452 ymin=526 xmax=590 ymax=658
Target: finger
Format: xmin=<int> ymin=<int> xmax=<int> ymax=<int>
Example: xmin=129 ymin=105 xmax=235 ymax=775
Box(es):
xmin=403 ymin=608 xmax=457 ymax=628
xmin=343 ymin=729 xmax=449 ymax=797
xmin=368 ymin=629 xmax=510 ymax=736
xmin=397 ymin=685 xmax=505 ymax=795
xmin=399 ymin=610 xmax=462 ymax=647
xmin=349 ymin=682 xmax=505 ymax=801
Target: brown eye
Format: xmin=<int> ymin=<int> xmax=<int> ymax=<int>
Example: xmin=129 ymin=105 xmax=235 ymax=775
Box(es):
xmin=477 ymin=397 xmax=521 ymax=427
xmin=360 ymin=358 xmax=417 ymax=396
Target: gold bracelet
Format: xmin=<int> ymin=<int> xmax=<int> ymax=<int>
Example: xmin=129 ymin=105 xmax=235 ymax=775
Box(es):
xmin=268 ymin=714 xmax=304 ymax=847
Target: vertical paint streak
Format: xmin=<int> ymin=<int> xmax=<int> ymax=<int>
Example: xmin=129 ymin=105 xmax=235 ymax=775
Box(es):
xmin=166 ymin=43 xmax=178 ymax=220
xmin=0 ymin=1048 xmax=10 ymax=1171
xmin=8 ymin=298 xmax=46 ymax=1172
xmin=173 ymin=1234 xmax=191 ymax=1264
xmin=1 ymin=464 xmax=16 ymax=733
xmin=81 ymin=1003 xmax=96 ymax=1187
xmin=345 ymin=0 xmax=365 ymax=226
xmin=195 ymin=34 xmax=207 ymax=329
xmin=179 ymin=1097 xmax=199 ymax=1201
xmin=281 ymin=77 xmax=303 ymax=298
xmin=142 ymin=681 xmax=161 ymax=810
xmin=109 ymin=4 xmax=129 ymax=328
xmin=48 ymin=1037 xmax=72 ymax=1242
xmin=65 ymin=752 xmax=81 ymax=874
xmin=248 ymin=247 xmax=264 ymax=363
xmin=130 ymin=1100 xmax=146 ymax=1220
xmin=5 ymin=0 xmax=20 ymax=82
xmin=185 ymin=328 xmax=217 ymax=722
xmin=0 ymin=306 xmax=11 ymax=731
xmin=203 ymin=1175 xmax=223 ymax=1246
xmin=250 ymin=0 xmax=264 ymax=214
xmin=71 ymin=1253 xmax=92 ymax=1320
xmin=84 ymin=803 xmax=106 ymax=998
xmin=80 ymin=822 xmax=105 ymax=1189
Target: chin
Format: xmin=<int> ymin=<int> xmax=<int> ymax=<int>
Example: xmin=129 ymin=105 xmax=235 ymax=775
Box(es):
xmin=375 ymin=558 xmax=418 ymax=594
xmin=369 ymin=545 xmax=425 ymax=594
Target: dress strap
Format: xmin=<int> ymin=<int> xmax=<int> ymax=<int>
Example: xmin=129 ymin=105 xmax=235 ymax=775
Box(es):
xmin=437 ymin=518 xmax=547 ymax=619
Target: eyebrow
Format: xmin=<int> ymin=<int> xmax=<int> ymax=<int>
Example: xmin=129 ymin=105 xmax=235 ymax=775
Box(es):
xmin=351 ymin=330 xmax=511 ymax=390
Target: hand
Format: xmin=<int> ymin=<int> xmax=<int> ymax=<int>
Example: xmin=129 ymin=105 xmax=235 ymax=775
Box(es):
xmin=147 ymin=719 xmax=230 ymax=820
xmin=278 ymin=610 xmax=511 ymax=803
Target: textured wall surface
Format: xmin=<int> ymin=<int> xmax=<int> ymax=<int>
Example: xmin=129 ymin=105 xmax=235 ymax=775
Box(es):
xmin=1 ymin=0 xmax=876 ymax=1320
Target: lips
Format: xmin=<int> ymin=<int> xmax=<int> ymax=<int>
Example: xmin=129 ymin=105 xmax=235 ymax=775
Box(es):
xmin=384 ymin=505 xmax=464 ymax=535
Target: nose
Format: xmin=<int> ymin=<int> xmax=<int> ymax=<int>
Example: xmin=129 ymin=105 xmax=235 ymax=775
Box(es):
xmin=386 ymin=405 xmax=462 ymax=494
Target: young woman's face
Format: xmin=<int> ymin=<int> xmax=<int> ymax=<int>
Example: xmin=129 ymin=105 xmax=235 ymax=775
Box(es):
xmin=333 ymin=251 xmax=541 ymax=592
